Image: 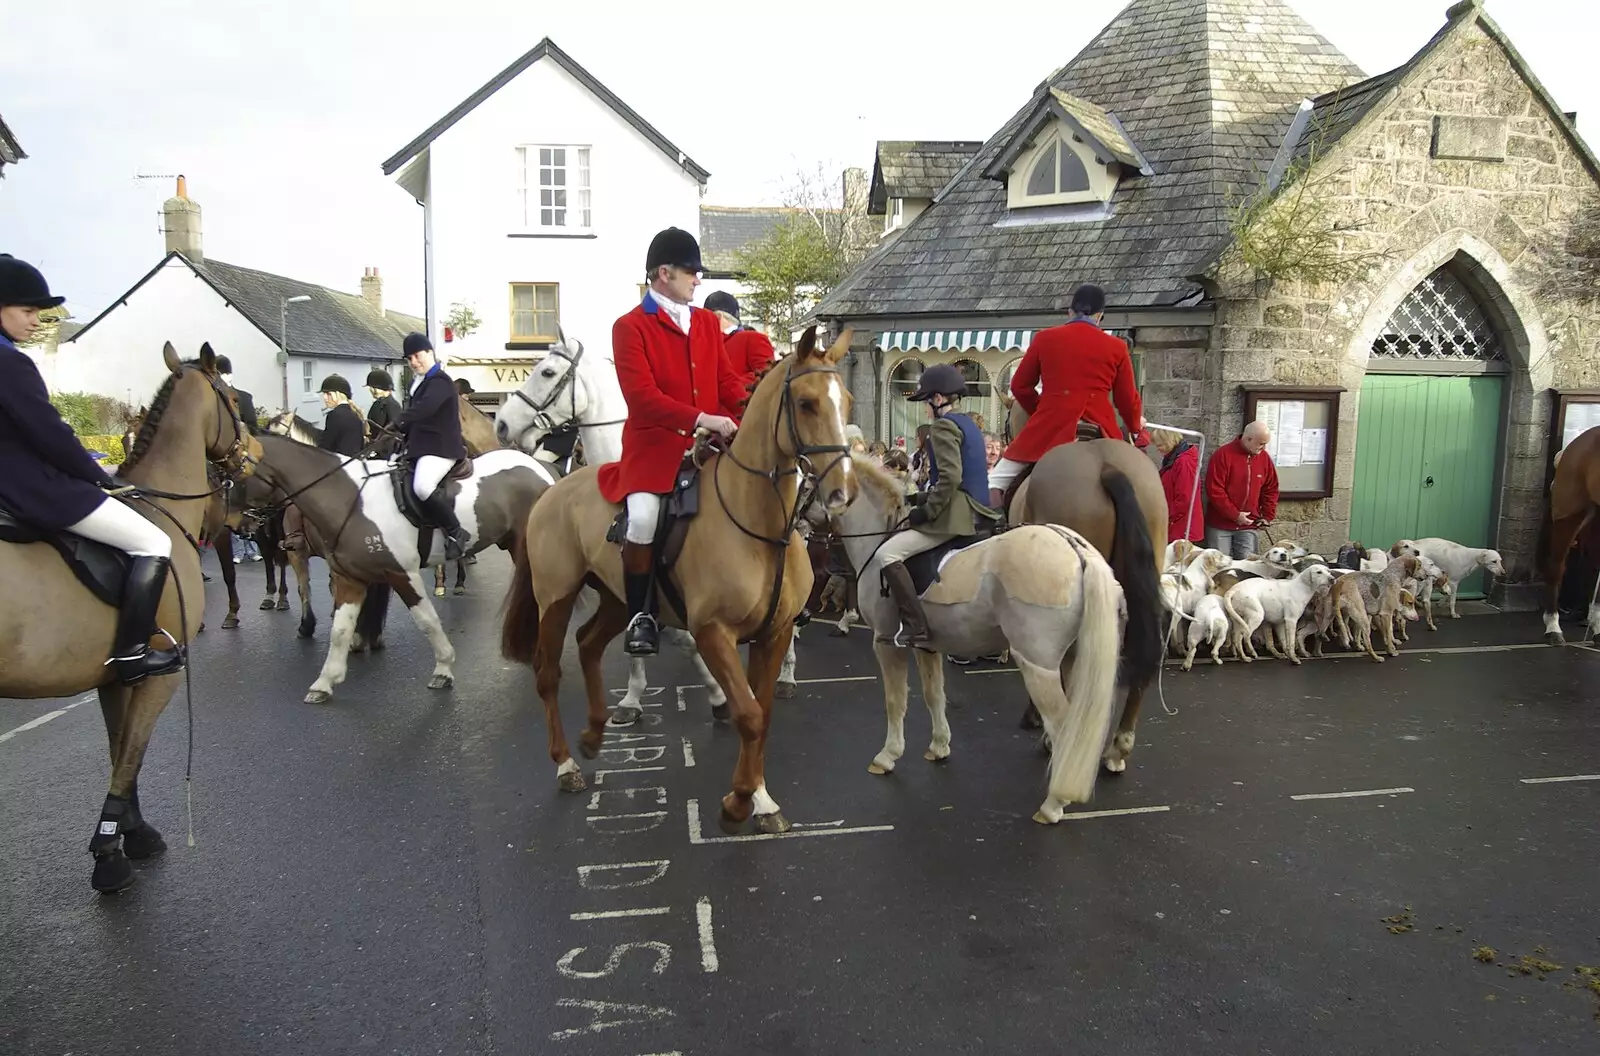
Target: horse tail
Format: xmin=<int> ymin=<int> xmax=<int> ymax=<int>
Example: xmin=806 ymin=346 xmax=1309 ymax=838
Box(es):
xmin=499 ymin=528 xmax=540 ymax=664
xmin=1100 ymin=467 xmax=1162 ymax=689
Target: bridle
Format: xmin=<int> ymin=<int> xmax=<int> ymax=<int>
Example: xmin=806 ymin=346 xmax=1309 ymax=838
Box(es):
xmin=504 ymin=341 xmax=625 ymax=436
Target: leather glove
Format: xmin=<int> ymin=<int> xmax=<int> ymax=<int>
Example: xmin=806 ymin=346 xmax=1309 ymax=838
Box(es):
xmin=908 ymin=506 xmax=930 ymax=527
xmin=907 ymin=491 xmax=927 ymax=507
xmin=695 ymin=413 xmax=737 ymax=440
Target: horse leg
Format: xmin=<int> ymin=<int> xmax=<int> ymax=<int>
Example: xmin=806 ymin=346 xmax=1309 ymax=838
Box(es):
xmin=303 ymin=574 xmax=368 ymax=704
xmin=274 ymin=522 xmax=291 ymax=610
xmin=912 ymin=647 xmax=952 ymax=762
xmin=535 ymin=594 xmax=585 ymax=791
xmin=1542 ymin=511 xmax=1589 ymax=645
xmin=434 ymin=563 xmax=446 ymax=598
xmin=743 ymin=620 xmax=795 ymax=834
xmin=391 ymin=572 xmax=456 ymax=691
xmin=216 ymin=532 xmax=240 ymax=630
xmin=867 ymin=641 xmax=911 ymax=774
xmin=292 ymin=550 xmax=315 ymax=637
xmin=775 ymin=626 xmax=798 ymax=699
xmin=455 ymin=559 xmax=467 ymax=595
xmin=1103 ymin=682 xmax=1145 ymax=775
xmin=689 ymin=637 xmax=729 ymax=720
xmin=88 ymin=678 xmax=176 ymax=893
xmin=575 ymin=592 xmax=628 ymax=759
xmin=693 ymin=621 xmax=770 ymax=833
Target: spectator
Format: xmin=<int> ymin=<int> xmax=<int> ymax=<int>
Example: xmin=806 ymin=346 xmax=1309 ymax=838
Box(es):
xmin=1203 ymin=420 xmax=1279 ymax=558
xmin=1150 ymin=427 xmax=1203 ymax=545
xmin=983 ymin=431 xmax=1002 ymax=470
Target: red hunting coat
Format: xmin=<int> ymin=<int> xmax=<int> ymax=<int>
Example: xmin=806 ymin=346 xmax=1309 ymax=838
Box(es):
xmin=1004 ymin=320 xmax=1142 ymax=462
xmin=597 ymin=297 xmax=749 ymax=503
xmin=725 ymin=328 xmax=775 ymax=385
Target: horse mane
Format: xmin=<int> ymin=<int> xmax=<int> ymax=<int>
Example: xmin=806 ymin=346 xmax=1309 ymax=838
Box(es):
xmin=851 ymin=455 xmax=909 ymax=519
xmin=119 ymin=366 xmax=192 ymax=472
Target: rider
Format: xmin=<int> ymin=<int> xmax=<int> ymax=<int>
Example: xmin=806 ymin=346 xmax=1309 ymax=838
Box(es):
xmin=597 ymin=226 xmax=749 ymax=656
xmin=364 ymin=368 xmax=403 ymax=457
xmin=397 ymin=332 xmax=472 ymax=560
xmin=215 ymin=356 xmax=258 ymax=435
xmin=987 ymin=283 xmax=1145 ymax=512
xmin=0 ymin=254 xmax=184 ymax=684
xmin=704 ymin=290 xmax=774 ymax=390
xmin=877 ymin=363 xmax=1000 ymax=647
xmin=279 ymin=374 xmax=368 ymax=552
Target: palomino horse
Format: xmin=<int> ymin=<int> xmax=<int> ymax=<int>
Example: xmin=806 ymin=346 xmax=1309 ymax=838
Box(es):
xmin=1541 ymin=425 xmax=1600 ymax=644
xmin=247 ymin=429 xmax=554 ymax=703
xmin=500 ymin=327 xmax=856 ymax=834
xmin=492 ymin=334 xmax=796 ymax=724
xmin=817 ymin=459 xmax=1127 ymax=823
xmin=1 ymin=342 xmax=260 ymax=891
xmin=1005 ymin=401 xmax=1166 ymax=775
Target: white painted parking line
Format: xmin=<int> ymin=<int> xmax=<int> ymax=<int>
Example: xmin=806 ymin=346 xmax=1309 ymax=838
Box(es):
xmin=592 ymin=766 xmax=667 ymax=785
xmin=1519 ymin=774 xmax=1600 ymax=784
xmin=962 ymin=639 xmax=1595 ymax=674
xmin=681 ymin=738 xmax=695 ymax=768
xmin=791 ymin=819 xmax=846 ymax=829
xmin=696 ymin=897 xmax=719 ymax=973
xmin=1062 ymin=805 xmax=1172 ymax=821
xmin=795 ymin=675 xmax=879 ymax=685
xmin=685 ymin=799 xmax=894 ymax=845
xmin=568 ymin=907 xmax=672 ymax=921
xmin=1290 ymin=786 xmax=1414 ymax=801
xmin=0 ymin=694 xmax=95 ymax=745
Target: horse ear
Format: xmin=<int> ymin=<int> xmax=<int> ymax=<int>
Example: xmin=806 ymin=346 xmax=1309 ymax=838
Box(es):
xmin=823 ymin=327 xmax=854 ymax=365
xmin=557 ymin=324 xmax=567 ymax=347
xmin=796 ymin=326 xmax=819 ymax=360
xmin=163 ymin=341 xmax=181 ymax=376
xmin=199 ymin=342 xmax=217 ymax=373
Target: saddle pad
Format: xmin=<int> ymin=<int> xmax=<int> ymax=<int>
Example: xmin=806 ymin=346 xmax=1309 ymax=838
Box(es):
xmin=0 ymin=508 xmax=128 ymax=607
xmin=901 ymin=531 xmax=992 ymax=598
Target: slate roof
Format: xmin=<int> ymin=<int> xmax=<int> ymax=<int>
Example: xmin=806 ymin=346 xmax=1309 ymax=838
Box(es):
xmin=699 ymin=205 xmax=851 ymax=276
xmin=68 ymin=253 xmax=419 ymax=363
xmin=818 ymin=0 xmax=1365 ymax=319
xmin=381 ymin=38 xmax=708 ymax=184
xmin=867 ymin=141 xmax=984 ymax=214
xmin=0 ymin=113 xmax=25 ymax=174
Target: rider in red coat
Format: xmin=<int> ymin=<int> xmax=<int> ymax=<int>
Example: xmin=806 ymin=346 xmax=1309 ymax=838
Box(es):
xmin=987 ymin=284 xmax=1144 ymax=510
xmin=597 ymin=227 xmax=748 ymax=656
xmin=705 ymin=290 xmax=774 ymax=393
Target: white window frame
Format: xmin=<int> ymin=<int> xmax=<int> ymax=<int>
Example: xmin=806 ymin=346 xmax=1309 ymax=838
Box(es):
xmin=1006 ymin=130 xmax=1116 ymax=209
xmin=516 ymin=144 xmax=592 ymax=233
xmin=302 ymin=359 xmax=314 ymax=393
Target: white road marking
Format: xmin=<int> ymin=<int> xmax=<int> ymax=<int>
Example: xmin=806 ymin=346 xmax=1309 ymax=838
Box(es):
xmin=796 ymin=675 xmax=879 ymax=685
xmin=963 ymin=639 xmax=1599 ymax=674
xmin=675 ymin=685 xmax=687 ymax=712
xmin=685 ymin=798 xmax=894 ymax=844
xmin=592 ymin=766 xmax=666 ymax=785
xmin=696 ymin=896 xmax=719 ymax=973
xmin=568 ymin=907 xmax=671 ymax=921
xmin=681 ymin=738 xmax=695 ymax=768
xmin=1290 ymin=787 xmax=1415 ymax=801
xmin=1519 ymin=773 xmax=1600 ymax=784
xmin=0 ymin=694 xmax=95 ymax=745
xmin=1062 ymin=805 xmax=1172 ymax=821
xmin=791 ymin=819 xmax=846 ymax=829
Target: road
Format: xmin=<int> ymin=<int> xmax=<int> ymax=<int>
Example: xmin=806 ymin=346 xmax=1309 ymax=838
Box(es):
xmin=3 ymin=551 xmax=1598 ymax=1055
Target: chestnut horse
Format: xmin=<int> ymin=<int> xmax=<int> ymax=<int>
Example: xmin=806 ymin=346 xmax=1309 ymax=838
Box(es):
xmin=500 ymin=327 xmax=857 ymax=834
xmin=1541 ymin=425 xmax=1600 ymax=644
xmin=1 ymin=342 xmax=260 ymax=891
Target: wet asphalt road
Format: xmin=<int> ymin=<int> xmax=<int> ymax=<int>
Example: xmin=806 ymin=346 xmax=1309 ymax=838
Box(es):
xmin=2 ymin=550 xmax=1598 ymax=1056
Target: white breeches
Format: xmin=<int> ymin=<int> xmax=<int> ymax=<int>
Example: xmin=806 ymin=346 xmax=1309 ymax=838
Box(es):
xmin=987 ymin=457 xmax=1030 ymax=494
xmin=413 ymin=455 xmax=454 ymax=501
xmin=625 ymin=492 xmax=662 ymax=545
xmin=877 ymin=528 xmax=951 ymax=567
xmin=67 ymin=497 xmax=172 ymax=558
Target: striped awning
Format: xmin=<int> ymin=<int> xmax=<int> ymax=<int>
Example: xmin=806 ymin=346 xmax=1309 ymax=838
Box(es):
xmin=876 ymin=330 xmax=1034 ymax=354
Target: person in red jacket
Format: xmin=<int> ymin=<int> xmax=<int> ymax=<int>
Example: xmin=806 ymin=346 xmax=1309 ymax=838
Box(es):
xmin=1203 ymin=421 xmax=1279 ymax=558
xmin=704 ymin=291 xmax=774 ymax=394
xmin=987 ymin=283 xmax=1144 ymax=509
xmin=1151 ymin=427 xmax=1204 ymax=545
xmin=597 ymin=227 xmax=749 ymax=656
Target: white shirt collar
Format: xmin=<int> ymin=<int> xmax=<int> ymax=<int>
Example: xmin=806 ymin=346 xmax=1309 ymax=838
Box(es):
xmin=648 ymin=291 xmax=692 ymax=334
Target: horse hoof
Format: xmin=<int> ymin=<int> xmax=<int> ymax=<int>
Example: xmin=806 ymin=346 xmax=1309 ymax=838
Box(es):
xmin=371 ymin=637 xmax=386 ymax=652
xmin=867 ymin=760 xmax=892 ymax=775
xmin=1019 ymin=704 xmax=1043 ymax=730
xmin=578 ymin=735 xmax=601 ymax=760
xmin=121 ymin=822 xmax=167 ymax=860
xmin=197 ymin=622 xmax=206 ymax=634
xmin=434 ymin=586 xmax=445 ymax=597
xmin=427 ymin=674 xmax=453 ymax=691
xmin=1031 ymin=810 xmax=1061 ymax=826
xmin=454 ymin=587 xmax=467 ymax=596
xmin=756 ymin=812 xmax=792 ymax=835
xmin=1545 ymin=631 xmax=1566 ymax=646
xmin=607 ymin=705 xmax=642 ymax=728
xmin=260 ymin=597 xmax=277 ymax=611
xmin=304 ymin=689 xmax=332 ymax=705
xmin=296 ymin=623 xmax=314 ymax=640
xmin=775 ymin=680 xmax=796 ymax=699
xmin=221 ymin=614 xmax=240 ymax=630
xmin=91 ymin=850 xmax=136 ymax=893
xmin=718 ymin=809 xmax=746 ymax=835
xmin=710 ymin=702 xmax=731 ymax=724
xmin=558 ymin=770 xmax=587 ymax=793
xmin=1103 ymin=756 xmax=1127 ymax=774
xmin=277 ymin=598 xmax=290 ymax=612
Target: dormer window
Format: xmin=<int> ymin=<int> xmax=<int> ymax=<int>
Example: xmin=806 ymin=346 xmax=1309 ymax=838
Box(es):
xmin=1025 ymin=138 xmax=1093 ymax=198
xmin=985 ymin=90 xmax=1154 ymax=215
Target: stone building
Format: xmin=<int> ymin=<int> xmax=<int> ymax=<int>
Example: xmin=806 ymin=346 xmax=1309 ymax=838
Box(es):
xmin=816 ymin=0 xmax=1600 ymax=605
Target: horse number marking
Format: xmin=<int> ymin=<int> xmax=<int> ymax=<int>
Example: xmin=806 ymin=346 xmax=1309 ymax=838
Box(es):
xmin=363 ymin=534 xmax=389 ymax=554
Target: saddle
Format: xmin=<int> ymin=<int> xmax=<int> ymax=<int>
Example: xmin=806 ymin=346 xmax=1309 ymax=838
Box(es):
xmin=392 ymin=454 xmax=475 ymax=563
xmin=1076 ymin=420 xmax=1104 ymax=441
xmin=605 ymin=449 xmax=706 ymax=621
xmin=898 ymin=519 xmax=997 ymax=598
xmin=0 ymin=504 xmax=128 ymax=607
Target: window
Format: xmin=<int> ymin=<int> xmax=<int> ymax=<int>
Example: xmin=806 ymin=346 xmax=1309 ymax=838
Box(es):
xmin=1026 ymin=141 xmax=1091 ymax=197
xmin=885 ymin=197 xmax=904 ymax=234
xmin=510 ymin=283 xmax=560 ymax=343
xmin=516 ymin=145 xmax=592 ymax=231
xmin=302 ymin=360 xmax=313 ymax=393
xmin=1007 ymin=131 xmax=1112 ymax=209
xmin=951 ymin=359 xmax=992 ymax=432
xmin=1372 ymin=264 xmax=1504 ymax=360
xmin=887 ymin=358 xmax=925 ymax=450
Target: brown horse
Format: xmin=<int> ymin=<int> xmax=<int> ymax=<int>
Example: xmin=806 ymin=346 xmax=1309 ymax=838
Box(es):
xmin=2 ymin=342 xmax=260 ymax=892
xmin=500 ymin=327 xmax=857 ymax=834
xmin=1541 ymin=425 xmax=1600 ymax=644
xmin=1005 ymin=401 xmax=1167 ymax=775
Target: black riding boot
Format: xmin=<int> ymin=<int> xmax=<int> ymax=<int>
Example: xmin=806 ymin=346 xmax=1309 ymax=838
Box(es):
xmin=879 ymin=560 xmax=931 ymax=647
xmin=422 ymin=490 xmax=472 ymax=561
xmin=108 ymin=556 xmax=186 ymax=685
xmin=621 ymin=541 xmax=659 ymax=656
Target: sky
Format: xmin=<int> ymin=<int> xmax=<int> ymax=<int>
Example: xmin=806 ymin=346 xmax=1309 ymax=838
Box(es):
xmin=1 ymin=0 xmax=1595 ymax=325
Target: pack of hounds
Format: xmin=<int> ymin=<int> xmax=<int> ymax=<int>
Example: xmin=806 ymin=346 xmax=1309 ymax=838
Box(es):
xmin=1162 ymin=536 xmax=1507 ymax=668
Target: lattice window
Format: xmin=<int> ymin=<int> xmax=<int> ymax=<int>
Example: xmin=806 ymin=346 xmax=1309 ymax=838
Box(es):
xmin=1371 ymin=265 xmax=1504 ymax=360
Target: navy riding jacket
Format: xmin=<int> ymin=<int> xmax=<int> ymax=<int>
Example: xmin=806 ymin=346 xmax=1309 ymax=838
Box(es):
xmin=398 ymin=367 xmax=465 ymax=460
xmin=0 ymin=333 xmax=115 ymax=528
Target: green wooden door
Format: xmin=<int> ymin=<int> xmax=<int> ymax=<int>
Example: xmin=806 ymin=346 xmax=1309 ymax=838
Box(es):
xmin=1350 ymin=374 xmax=1503 ymax=598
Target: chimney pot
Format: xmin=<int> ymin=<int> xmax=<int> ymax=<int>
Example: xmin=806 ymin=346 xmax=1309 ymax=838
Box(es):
xmin=176 ymin=174 xmax=187 ymax=199
xmin=163 ymin=177 xmax=203 ymax=261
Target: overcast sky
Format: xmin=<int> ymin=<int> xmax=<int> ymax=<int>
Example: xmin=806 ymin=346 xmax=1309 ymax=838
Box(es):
xmin=2 ymin=0 xmax=1593 ymax=325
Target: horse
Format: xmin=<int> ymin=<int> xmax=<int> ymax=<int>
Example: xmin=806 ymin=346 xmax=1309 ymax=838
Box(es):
xmin=431 ymin=394 xmax=501 ymax=598
xmin=500 ymin=326 xmax=856 ymax=834
xmin=1004 ymin=400 xmax=1167 ymax=775
xmin=816 ymin=458 xmax=1127 ymax=823
xmin=492 ymin=333 xmax=798 ymax=725
xmin=1541 ymin=425 xmax=1600 ymax=644
xmin=1 ymin=341 xmax=260 ymax=892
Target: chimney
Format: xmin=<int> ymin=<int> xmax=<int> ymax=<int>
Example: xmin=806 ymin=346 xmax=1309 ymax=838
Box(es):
xmin=841 ymin=166 xmax=869 ymax=215
xmin=163 ymin=175 xmax=203 ymax=261
xmin=361 ymin=266 xmax=383 ymax=315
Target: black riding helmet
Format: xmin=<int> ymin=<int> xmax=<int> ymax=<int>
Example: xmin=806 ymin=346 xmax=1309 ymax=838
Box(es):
xmin=318 ymin=374 xmax=352 ymax=398
xmin=366 ymin=368 xmax=394 ymax=390
xmin=906 ymin=363 xmax=970 ymax=402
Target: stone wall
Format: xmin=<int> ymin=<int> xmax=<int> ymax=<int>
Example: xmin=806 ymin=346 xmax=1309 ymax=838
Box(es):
xmin=1204 ymin=19 xmax=1600 ymax=601
xmin=1131 ymin=325 xmax=1208 ymax=435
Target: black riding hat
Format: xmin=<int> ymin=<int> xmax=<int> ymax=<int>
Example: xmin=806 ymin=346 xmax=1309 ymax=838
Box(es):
xmin=318 ymin=374 xmax=352 ymax=398
xmin=403 ymin=332 xmax=433 ymax=356
xmin=645 ymin=227 xmax=703 ymax=274
xmin=704 ymin=290 xmax=740 ymax=319
xmin=365 ymin=368 xmax=394 ymax=390
xmin=0 ymin=254 xmax=66 ymax=309
xmin=907 ymin=363 xmax=970 ymax=402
